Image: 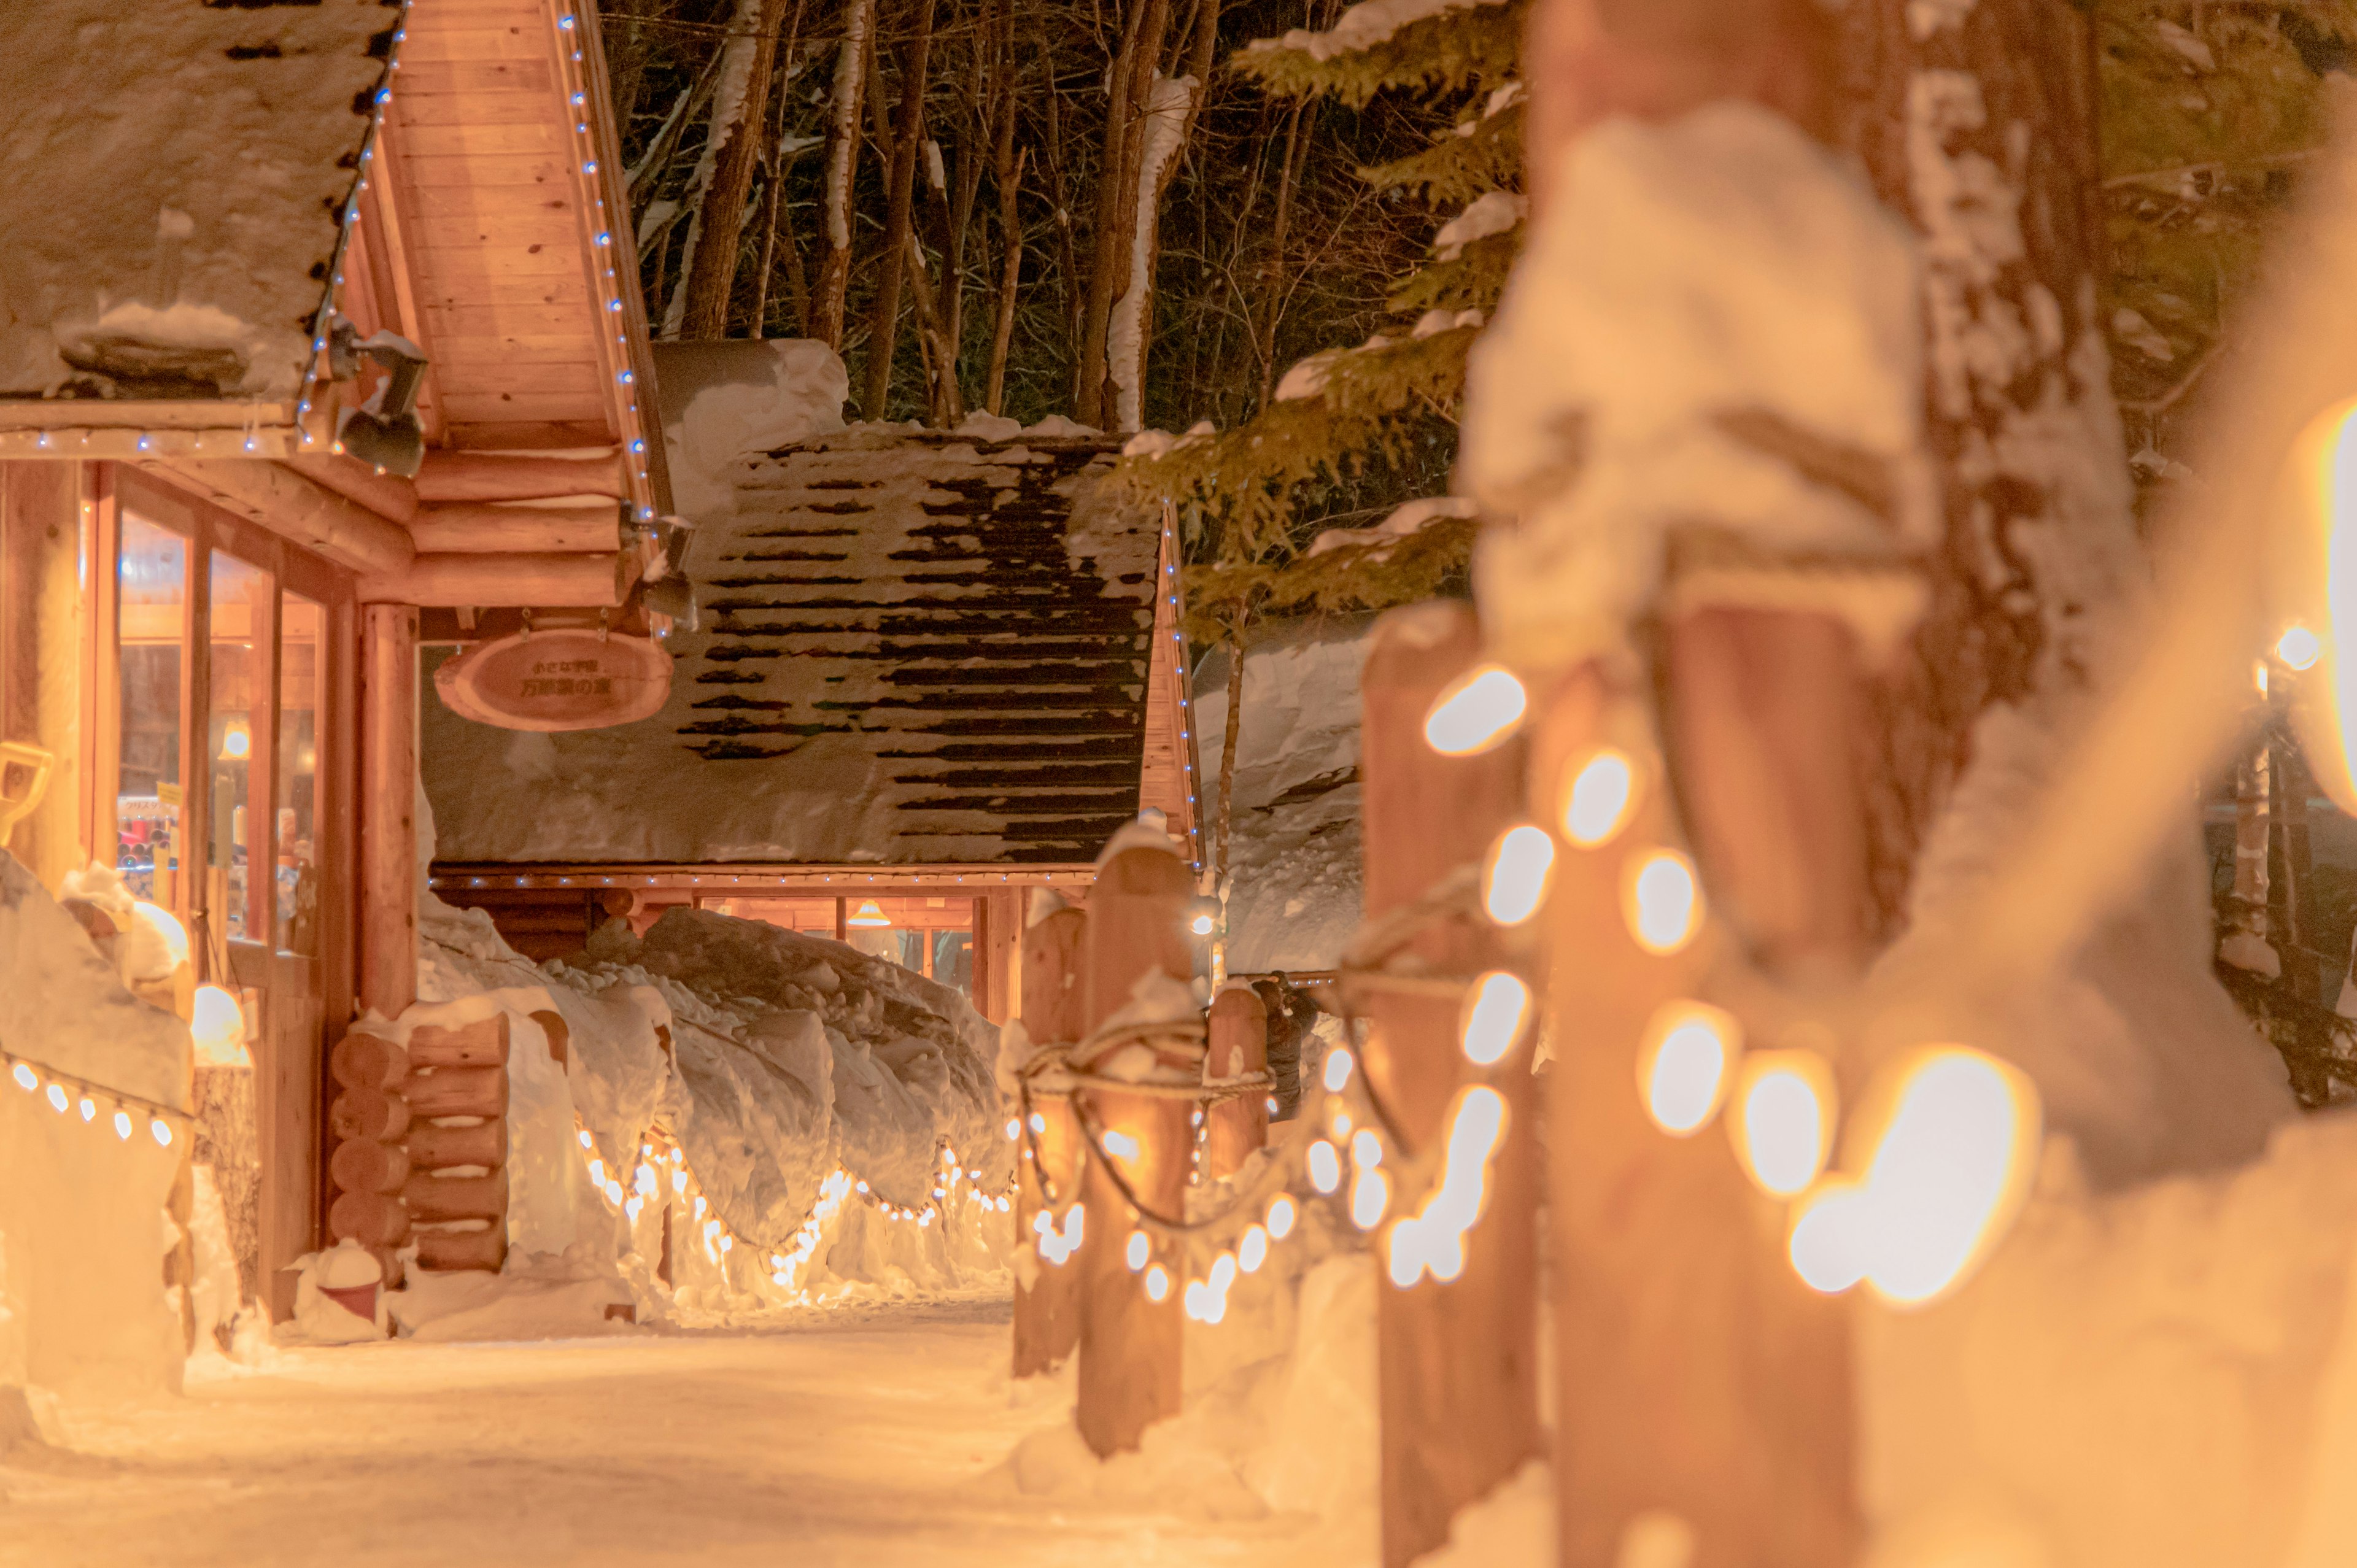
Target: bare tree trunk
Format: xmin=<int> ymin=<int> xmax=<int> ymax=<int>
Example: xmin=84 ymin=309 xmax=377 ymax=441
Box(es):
xmin=1072 ymin=0 xmax=1171 ymax=428
xmin=681 ymin=0 xmax=795 ymax=339
xmin=1255 ymin=100 xmax=1307 ymax=412
xmin=1838 ymin=0 xmax=2133 ymax=933
xmin=902 ymin=230 xmax=969 ymax=423
xmin=813 ymin=0 xmax=877 ymax=349
xmin=1212 ymin=630 xmax=1245 ymax=937
xmin=1104 ymin=0 xmax=1218 ymax=431
xmin=2224 ymin=743 xmax=2275 ymax=973
xmin=743 ymin=15 xmax=808 ymax=338
xmin=986 ymin=150 xmax=1026 ymax=413
xmin=859 ymin=0 xmax=939 ymax=419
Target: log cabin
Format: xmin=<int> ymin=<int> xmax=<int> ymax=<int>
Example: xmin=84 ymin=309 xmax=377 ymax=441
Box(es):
xmin=0 ymin=0 xmax=669 ymax=1319
xmin=422 ymin=407 xmax=1204 ymax=1025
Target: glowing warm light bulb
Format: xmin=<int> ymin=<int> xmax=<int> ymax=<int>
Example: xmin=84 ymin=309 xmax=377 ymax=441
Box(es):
xmin=1144 ymin=1263 xmax=1171 ymax=1302
xmin=133 ymin=902 xmax=190 ymax=969
xmin=78 ymin=1097 xmax=96 ymax=1122
xmin=45 ymin=1084 xmax=67 ymax=1114
xmin=1238 ymin=1224 xmax=1270 ymax=1273
xmin=1351 ymin=1166 xmax=1391 ymax=1229
xmin=151 ymin=1118 xmax=172 ymax=1147
xmin=1266 ymin=1194 xmax=1297 ymax=1240
xmin=1857 ymin=1047 xmax=2039 ymax=1307
xmin=1190 ymin=912 xmax=1215 ymax=936
xmin=1729 ymin=1051 xmax=1835 ymax=1198
xmin=1636 ymin=1002 xmax=1738 ymax=1136
xmin=1323 ymin=1048 xmax=1354 ymax=1092
xmin=1386 ymin=1086 xmax=1507 ymax=1288
xmin=1423 ymin=665 xmax=1527 ymax=756
xmin=2281 ymin=624 xmax=2324 ymax=670
xmin=1350 ymin=1128 xmax=1383 ymax=1170
xmin=1787 ymin=1177 xmax=1874 ymax=1295
xmin=113 ymin=1109 xmax=133 ymax=1140
xmin=1458 ymin=971 xmax=1531 ymax=1067
xmin=1102 ymin=1129 xmax=1140 ymax=1161
xmin=1307 ymin=1140 xmax=1342 ymax=1193
xmin=1562 ymin=747 xmax=1638 ymax=847
xmin=1125 ymin=1230 xmax=1151 ymax=1271
xmin=192 ymin=986 xmax=250 ymax=1067
xmin=1482 ymin=824 xmax=1555 ymax=926
xmin=1005 ymin=1118 xmax=1021 ymax=1140
xmin=11 ymin=1064 xmax=34 ymax=1092
xmin=1625 ymin=851 xmax=1701 ymax=954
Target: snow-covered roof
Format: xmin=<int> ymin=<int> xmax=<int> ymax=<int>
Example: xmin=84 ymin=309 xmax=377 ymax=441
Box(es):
xmin=0 ymin=0 xmax=390 ymax=401
xmin=423 ymin=427 xmax=1166 ymax=866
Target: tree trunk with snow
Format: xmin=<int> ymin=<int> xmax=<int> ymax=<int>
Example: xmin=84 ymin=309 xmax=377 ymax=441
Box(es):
xmin=1210 ymin=630 xmax=1246 ymax=965
xmin=811 ymin=0 xmax=876 ymax=350
xmin=678 ymin=0 xmax=794 ymax=339
xmin=1072 ymin=0 xmax=1189 ymax=430
xmin=858 ymin=0 xmax=938 ymax=419
xmin=1837 ymin=0 xmax=2134 ymax=932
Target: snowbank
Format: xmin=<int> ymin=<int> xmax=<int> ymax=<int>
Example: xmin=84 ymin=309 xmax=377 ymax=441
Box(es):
xmin=1194 ymin=619 xmax=1373 ymax=975
xmin=0 ymin=853 xmax=190 ymax=1396
xmin=408 ymin=860 xmax=1013 ymax=1329
xmin=1860 ymin=1112 xmax=2357 ymax=1568
xmin=651 ymin=338 xmax=850 ymax=521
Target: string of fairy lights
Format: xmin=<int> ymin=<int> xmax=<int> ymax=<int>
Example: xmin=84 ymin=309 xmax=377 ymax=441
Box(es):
xmin=4 ymin=1046 xmax=185 ymax=1150
xmin=572 ymin=1124 xmax=1015 ymax=1302
xmin=1423 ymin=662 xmax=2045 ymax=1309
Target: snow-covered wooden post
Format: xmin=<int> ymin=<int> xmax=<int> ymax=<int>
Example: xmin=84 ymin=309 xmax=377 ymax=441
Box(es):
xmin=1358 ymin=603 xmax=1541 ymax=1568
xmin=1013 ymin=903 xmax=1088 ymax=1377
xmin=1074 ymin=835 xmax=1196 ymax=1456
xmin=1202 ymin=985 xmax=1268 ymax=1179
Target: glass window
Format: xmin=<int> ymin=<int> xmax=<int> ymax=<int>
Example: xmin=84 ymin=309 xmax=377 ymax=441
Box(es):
xmin=277 ymin=592 xmax=323 ymax=955
xmin=208 ymin=553 xmax=271 ymax=942
xmin=116 ymin=517 xmax=187 ymax=906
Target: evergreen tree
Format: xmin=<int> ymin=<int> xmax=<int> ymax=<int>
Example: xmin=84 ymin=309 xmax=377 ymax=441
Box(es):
xmin=1121 ymin=0 xmax=1523 ymax=913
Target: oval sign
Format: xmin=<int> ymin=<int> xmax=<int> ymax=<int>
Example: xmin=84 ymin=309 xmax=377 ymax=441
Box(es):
xmin=435 ymin=629 xmax=671 ymax=732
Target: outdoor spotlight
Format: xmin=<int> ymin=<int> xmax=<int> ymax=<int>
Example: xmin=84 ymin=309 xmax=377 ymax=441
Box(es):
xmin=334 ymin=329 xmax=429 ymax=477
xmin=1186 ymin=894 xmax=1221 ymax=939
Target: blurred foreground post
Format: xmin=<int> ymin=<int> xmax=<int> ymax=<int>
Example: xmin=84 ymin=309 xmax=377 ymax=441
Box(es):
xmin=1012 ymin=903 xmax=1088 ymax=1376
xmin=1358 ymin=603 xmax=1541 ymax=1568
xmin=1542 ymin=608 xmax=1865 ymax=1568
xmin=1074 ymin=837 xmax=1196 ymax=1456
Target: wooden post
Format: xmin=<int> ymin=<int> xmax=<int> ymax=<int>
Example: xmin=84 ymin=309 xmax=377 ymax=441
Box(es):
xmin=1202 ymin=986 xmax=1268 ymax=1180
xmin=1358 ymin=604 xmax=1541 ymax=1568
xmin=1543 ymin=606 xmax=1865 ymax=1568
xmin=1074 ymin=840 xmax=1195 ymax=1457
xmin=358 ymin=605 xmax=416 ymax=1018
xmin=1012 ymin=905 xmax=1087 ymax=1377
xmin=327 ymin=1020 xmax=411 ymax=1291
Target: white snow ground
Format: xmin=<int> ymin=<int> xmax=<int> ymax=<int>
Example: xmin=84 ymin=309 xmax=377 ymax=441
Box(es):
xmin=0 ymin=1302 xmax=1369 ymax=1568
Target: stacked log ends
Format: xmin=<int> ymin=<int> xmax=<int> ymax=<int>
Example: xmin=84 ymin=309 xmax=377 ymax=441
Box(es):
xmin=328 ymin=1025 xmax=412 ymax=1278
xmin=401 ymin=1014 xmax=513 ymax=1273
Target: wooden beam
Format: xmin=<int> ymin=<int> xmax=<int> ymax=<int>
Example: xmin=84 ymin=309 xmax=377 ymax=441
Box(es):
xmin=409 ymin=501 xmax=620 ymax=554
xmin=414 ymin=449 xmax=626 ymax=503
xmin=1360 ymin=604 xmax=1542 ymax=1568
xmin=286 ymin=455 xmax=423 ymax=523
xmin=358 ymin=606 xmax=417 ymax=1017
xmin=144 ymin=459 xmax=416 ymax=577
xmin=357 ymin=550 xmax=630 ymax=607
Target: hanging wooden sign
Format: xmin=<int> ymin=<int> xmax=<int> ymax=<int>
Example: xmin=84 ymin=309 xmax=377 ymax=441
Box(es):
xmin=433 ymin=629 xmax=670 ymax=732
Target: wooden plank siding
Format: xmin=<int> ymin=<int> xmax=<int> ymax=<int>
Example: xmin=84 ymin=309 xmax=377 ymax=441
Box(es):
xmin=387 ymin=3 xmax=612 ymax=458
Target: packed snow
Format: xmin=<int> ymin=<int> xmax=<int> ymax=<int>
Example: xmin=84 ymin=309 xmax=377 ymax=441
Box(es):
xmin=1245 ymin=0 xmax=1508 ymax=64
xmin=1463 ymin=101 xmax=1936 ymax=678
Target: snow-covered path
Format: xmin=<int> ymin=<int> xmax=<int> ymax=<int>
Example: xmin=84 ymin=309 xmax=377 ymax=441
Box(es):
xmin=0 ymin=1302 xmax=1333 ymax=1567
